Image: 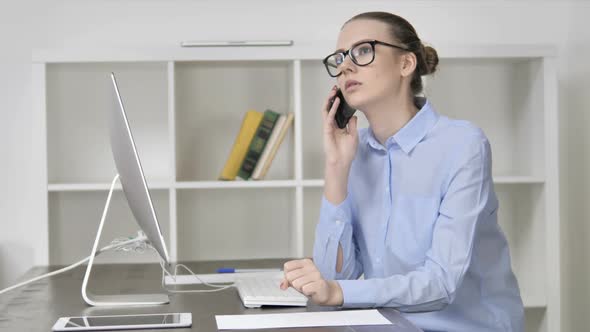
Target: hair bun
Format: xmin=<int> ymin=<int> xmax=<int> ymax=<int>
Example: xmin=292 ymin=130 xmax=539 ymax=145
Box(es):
xmin=423 ymin=45 xmax=439 ymax=75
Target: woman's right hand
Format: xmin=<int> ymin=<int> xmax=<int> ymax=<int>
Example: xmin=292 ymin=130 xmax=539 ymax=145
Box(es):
xmin=322 ymin=86 xmax=359 ymax=169
xmin=280 ymin=258 xmax=344 ymax=306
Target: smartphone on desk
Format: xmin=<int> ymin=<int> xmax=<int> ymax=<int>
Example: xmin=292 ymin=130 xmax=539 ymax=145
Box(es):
xmin=52 ymin=313 xmax=191 ymax=331
xmin=329 ymin=89 xmax=356 ymax=129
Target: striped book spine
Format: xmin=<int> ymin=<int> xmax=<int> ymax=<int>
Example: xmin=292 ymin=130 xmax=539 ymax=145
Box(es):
xmin=218 ymin=110 xmax=263 ymax=180
xmin=237 ymin=110 xmax=280 ymax=180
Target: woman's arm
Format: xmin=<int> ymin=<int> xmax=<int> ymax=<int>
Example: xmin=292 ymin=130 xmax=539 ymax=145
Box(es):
xmin=279 ymin=163 xmax=362 ymax=306
xmin=281 ymin=183 xmax=362 ymax=306
xmin=280 ymin=86 xmax=362 ymax=304
xmin=314 ymin=85 xmax=363 ymax=281
xmin=313 ymin=187 xmax=363 ymax=281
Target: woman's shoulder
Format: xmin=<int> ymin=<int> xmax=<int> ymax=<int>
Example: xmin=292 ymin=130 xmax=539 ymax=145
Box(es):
xmin=425 ymin=114 xmax=492 ymax=169
xmin=431 ymin=114 xmax=489 ymax=147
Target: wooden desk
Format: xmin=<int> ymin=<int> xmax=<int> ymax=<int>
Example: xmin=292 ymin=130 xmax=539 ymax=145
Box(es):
xmin=0 ymin=259 xmax=422 ymax=331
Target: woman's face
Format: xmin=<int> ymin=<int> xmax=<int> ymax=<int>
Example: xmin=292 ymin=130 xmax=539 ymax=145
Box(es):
xmin=335 ymin=19 xmax=406 ymax=110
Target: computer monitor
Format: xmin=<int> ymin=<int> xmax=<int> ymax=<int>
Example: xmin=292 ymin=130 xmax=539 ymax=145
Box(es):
xmin=81 ymin=73 xmax=170 ymax=307
xmin=108 ymin=72 xmax=170 ymax=264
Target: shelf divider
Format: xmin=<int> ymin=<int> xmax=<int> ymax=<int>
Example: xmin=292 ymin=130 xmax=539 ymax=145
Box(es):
xmin=293 ymin=60 xmax=304 ymax=258
xmin=168 ymin=61 xmax=178 ymax=262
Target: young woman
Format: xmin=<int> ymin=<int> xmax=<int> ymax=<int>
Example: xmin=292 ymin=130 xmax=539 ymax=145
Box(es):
xmin=280 ymin=12 xmax=524 ymax=332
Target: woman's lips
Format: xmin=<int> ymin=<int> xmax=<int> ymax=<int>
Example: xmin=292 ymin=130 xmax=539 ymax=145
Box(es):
xmin=345 ymin=80 xmax=361 ymax=91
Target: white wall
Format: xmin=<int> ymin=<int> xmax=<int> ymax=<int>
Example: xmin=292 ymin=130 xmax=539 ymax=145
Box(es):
xmin=1 ymin=0 xmax=588 ymax=330
xmin=0 ymin=0 xmax=37 ymax=289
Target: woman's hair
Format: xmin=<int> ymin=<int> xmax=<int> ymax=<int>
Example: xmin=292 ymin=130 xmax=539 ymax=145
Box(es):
xmin=344 ymin=11 xmax=439 ymax=96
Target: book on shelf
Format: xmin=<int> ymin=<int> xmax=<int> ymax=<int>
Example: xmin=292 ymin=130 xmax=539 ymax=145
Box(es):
xmin=237 ymin=109 xmax=280 ymax=180
xmin=251 ymin=112 xmax=294 ymax=180
xmin=218 ymin=110 xmax=263 ymax=180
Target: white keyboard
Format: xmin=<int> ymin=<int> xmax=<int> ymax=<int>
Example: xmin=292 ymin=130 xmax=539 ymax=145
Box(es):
xmin=235 ymin=276 xmax=308 ymax=308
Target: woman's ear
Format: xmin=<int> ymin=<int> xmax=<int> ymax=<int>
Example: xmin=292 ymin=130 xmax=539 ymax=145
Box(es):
xmin=400 ymin=52 xmax=417 ymax=78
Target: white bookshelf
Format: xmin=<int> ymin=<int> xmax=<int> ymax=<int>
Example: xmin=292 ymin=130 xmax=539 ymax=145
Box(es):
xmin=34 ymin=44 xmax=559 ymax=332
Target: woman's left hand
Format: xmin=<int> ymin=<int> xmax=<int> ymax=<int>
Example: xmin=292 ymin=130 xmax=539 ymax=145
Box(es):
xmin=280 ymin=258 xmax=343 ymax=306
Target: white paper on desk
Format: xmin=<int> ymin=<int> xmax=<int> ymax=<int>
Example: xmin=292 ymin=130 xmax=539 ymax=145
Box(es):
xmin=215 ymin=309 xmax=392 ymax=330
xmin=164 ymin=271 xmax=283 ymax=285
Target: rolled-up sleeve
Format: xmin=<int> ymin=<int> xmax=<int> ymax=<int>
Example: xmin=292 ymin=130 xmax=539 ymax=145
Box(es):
xmin=337 ymin=137 xmax=495 ymax=312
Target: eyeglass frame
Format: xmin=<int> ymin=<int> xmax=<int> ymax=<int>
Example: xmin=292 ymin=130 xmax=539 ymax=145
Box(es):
xmin=322 ymin=39 xmax=412 ymax=77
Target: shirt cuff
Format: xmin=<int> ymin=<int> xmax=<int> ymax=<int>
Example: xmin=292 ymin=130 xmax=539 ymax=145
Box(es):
xmin=337 ymin=279 xmax=376 ymax=308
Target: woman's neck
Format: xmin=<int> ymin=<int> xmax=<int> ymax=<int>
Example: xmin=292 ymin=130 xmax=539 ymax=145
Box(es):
xmin=364 ymin=94 xmax=419 ymax=146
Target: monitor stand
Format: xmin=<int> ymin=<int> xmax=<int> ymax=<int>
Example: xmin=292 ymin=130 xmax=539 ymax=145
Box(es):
xmin=81 ymin=174 xmax=170 ymax=307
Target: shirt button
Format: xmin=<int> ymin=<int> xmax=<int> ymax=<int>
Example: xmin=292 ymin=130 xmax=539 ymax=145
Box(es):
xmin=376 ymin=257 xmax=382 ymax=264
xmin=335 ymin=220 xmax=342 ymax=225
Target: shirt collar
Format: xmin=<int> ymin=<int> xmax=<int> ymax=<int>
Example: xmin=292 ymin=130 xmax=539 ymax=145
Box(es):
xmin=366 ymin=97 xmax=439 ymax=154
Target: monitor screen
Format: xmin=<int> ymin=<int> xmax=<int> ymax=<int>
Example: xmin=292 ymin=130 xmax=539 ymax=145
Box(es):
xmin=109 ymin=73 xmax=170 ymax=263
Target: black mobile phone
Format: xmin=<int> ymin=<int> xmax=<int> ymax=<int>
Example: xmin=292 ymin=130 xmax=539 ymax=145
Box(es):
xmin=329 ymin=89 xmax=356 ymax=129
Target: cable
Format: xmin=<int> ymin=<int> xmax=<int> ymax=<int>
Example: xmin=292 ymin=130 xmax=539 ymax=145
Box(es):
xmin=110 ymin=233 xmax=236 ymax=293
xmin=172 ymin=263 xmax=230 ymax=289
xmin=0 ymin=235 xmax=145 ymax=296
xmin=159 ymin=259 xmax=236 ymax=294
xmin=1 ymin=235 xmax=237 ymax=296
xmin=2 ymin=232 xmax=235 ymax=297
xmin=1 ymin=234 xmax=236 ymax=296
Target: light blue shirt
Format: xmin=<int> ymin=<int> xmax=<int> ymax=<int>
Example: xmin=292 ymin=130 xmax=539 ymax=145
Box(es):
xmin=313 ymin=97 xmax=524 ymax=332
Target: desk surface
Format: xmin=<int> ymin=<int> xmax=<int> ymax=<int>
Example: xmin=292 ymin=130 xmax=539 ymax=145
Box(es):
xmin=0 ymin=259 xmax=422 ymax=332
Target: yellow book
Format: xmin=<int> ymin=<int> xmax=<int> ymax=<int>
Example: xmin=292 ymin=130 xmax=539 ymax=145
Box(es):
xmin=219 ymin=110 xmax=263 ymax=180
xmin=252 ymin=112 xmax=294 ymax=180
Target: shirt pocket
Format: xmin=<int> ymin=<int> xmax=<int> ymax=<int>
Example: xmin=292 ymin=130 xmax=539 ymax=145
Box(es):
xmin=386 ymin=193 xmax=440 ymax=267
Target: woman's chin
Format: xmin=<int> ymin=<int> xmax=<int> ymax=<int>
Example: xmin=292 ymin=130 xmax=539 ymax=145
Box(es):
xmin=347 ymin=98 xmax=367 ymax=111
xmin=344 ymin=94 xmax=362 ymax=109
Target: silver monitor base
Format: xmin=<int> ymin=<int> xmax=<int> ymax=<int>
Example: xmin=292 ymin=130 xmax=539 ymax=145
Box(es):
xmin=82 ymin=293 xmax=170 ymax=307
xmin=81 ymin=174 xmax=170 ymax=307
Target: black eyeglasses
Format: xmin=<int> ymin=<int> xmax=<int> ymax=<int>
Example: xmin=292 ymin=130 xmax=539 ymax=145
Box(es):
xmin=322 ymin=40 xmax=411 ymax=77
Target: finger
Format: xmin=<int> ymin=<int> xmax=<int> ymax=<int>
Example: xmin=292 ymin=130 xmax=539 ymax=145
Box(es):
xmin=283 ymin=259 xmax=310 ymax=273
xmin=285 ymin=268 xmax=307 ymax=284
xmin=300 ymin=281 xmax=319 ymax=298
xmin=323 ymin=86 xmax=339 ymax=112
xmin=284 ymin=257 xmax=316 ymax=271
xmin=290 ymin=272 xmax=322 ymax=293
xmin=300 ymin=257 xmax=317 ymax=273
xmin=322 ymin=87 xmax=339 ymax=121
xmin=280 ymin=278 xmax=289 ymax=290
xmin=288 ymin=269 xmax=320 ymax=288
xmin=282 ymin=262 xmax=311 ymax=291
xmin=325 ymin=97 xmax=340 ymax=130
xmin=283 ymin=260 xmax=299 ymax=273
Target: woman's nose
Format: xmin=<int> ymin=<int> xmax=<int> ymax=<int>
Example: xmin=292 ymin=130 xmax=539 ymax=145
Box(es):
xmin=339 ymin=55 xmax=356 ymax=75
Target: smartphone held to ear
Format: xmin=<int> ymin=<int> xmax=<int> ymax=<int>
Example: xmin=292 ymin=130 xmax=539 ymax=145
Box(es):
xmin=329 ymin=89 xmax=356 ymax=129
